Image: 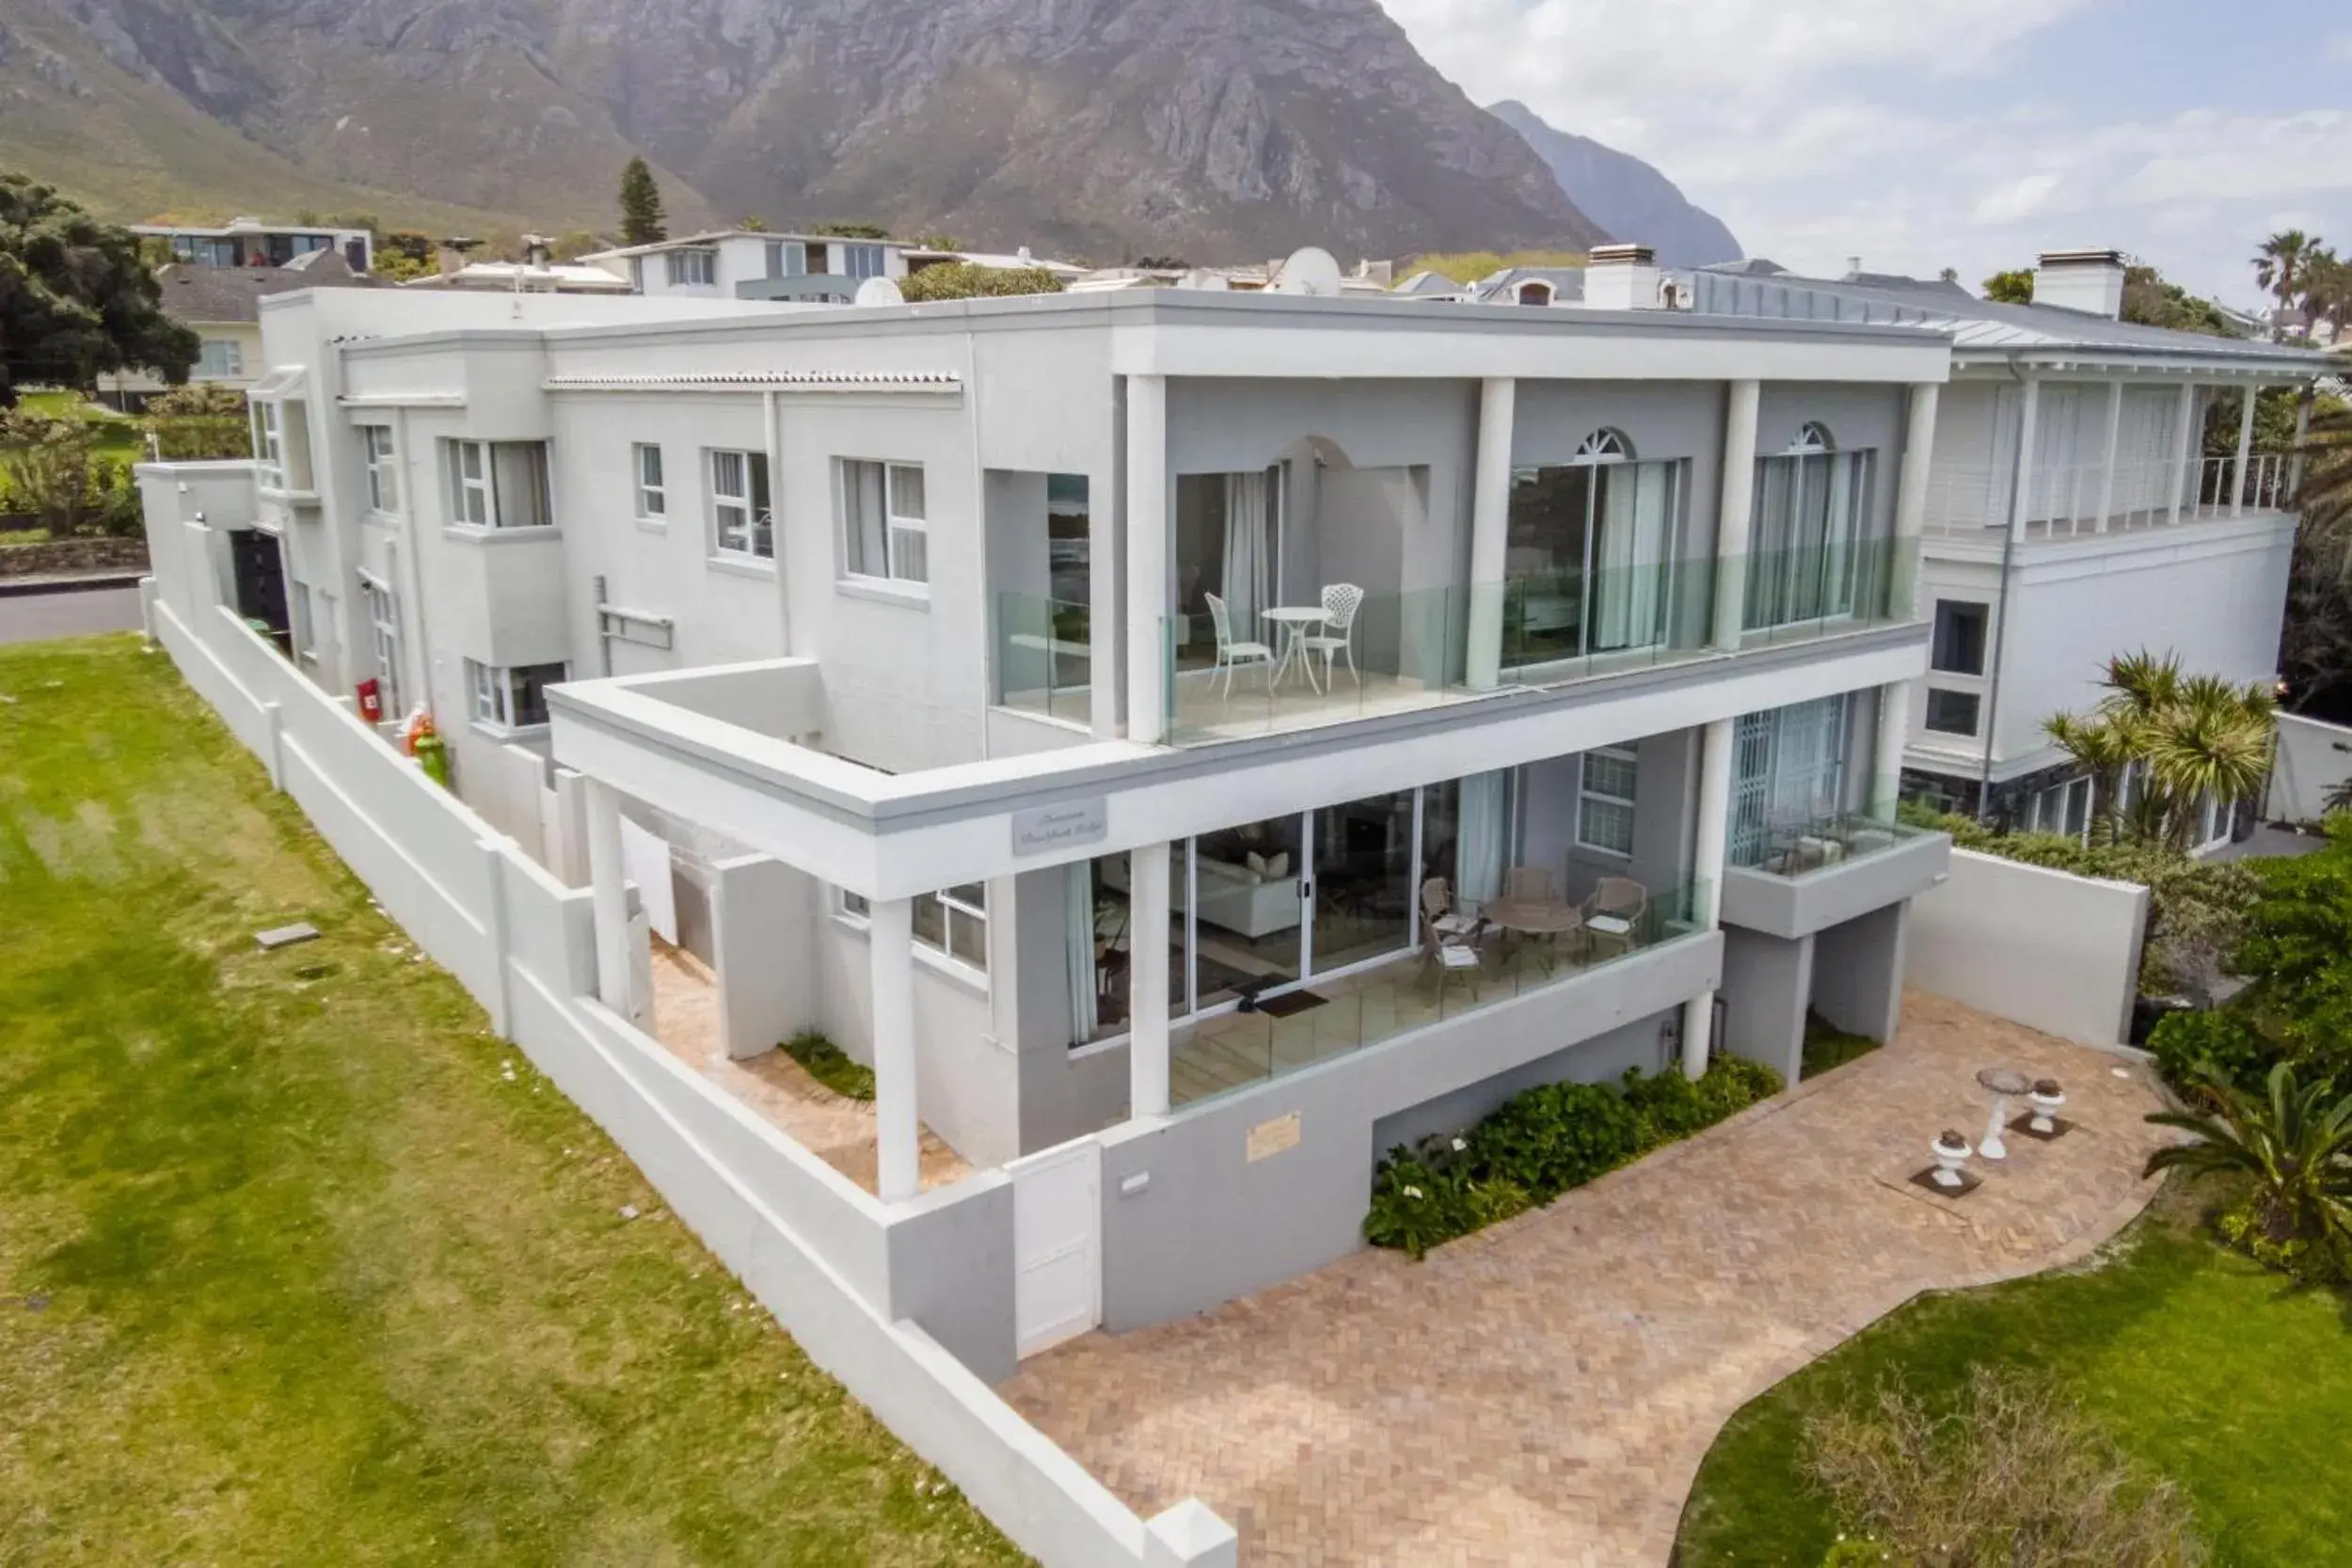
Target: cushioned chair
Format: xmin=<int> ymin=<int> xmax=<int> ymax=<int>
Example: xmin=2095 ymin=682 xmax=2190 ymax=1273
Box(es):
xmin=1203 ymin=592 xmax=1277 ymax=699
xmin=1418 ymin=918 xmax=1483 ymax=1005
xmin=1582 ymin=876 xmax=1648 ymax=959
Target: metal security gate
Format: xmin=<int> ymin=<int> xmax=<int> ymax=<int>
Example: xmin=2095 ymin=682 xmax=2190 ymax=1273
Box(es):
xmin=1008 ymin=1138 xmax=1102 ymax=1359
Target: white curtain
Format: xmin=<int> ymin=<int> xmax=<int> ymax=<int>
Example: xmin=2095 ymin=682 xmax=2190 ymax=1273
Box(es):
xmin=1221 ymin=469 xmax=1272 ymax=629
xmin=847 ymin=461 xmax=888 ymax=576
xmin=1822 ymin=453 xmax=1856 ymax=617
xmin=1066 ymin=862 xmax=1098 ymax=1044
xmin=1591 ymin=463 xmax=1671 ymax=652
xmin=1455 ymin=769 xmax=1508 ymax=908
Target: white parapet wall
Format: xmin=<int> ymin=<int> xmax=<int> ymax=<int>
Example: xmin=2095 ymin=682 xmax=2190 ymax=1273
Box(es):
xmin=132 ymin=460 xmax=1235 ymax=1568
xmin=2266 ymin=712 xmax=2352 ymax=825
xmin=1903 ymin=847 xmax=2150 ymax=1048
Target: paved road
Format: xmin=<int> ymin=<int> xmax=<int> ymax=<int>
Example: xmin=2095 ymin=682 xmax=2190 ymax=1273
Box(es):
xmin=0 ymin=586 xmax=145 ymax=645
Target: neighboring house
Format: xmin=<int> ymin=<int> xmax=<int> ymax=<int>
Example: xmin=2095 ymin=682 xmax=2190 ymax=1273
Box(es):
xmin=1688 ymin=249 xmax=2328 ymax=846
xmin=132 ymin=214 xmax=373 ymax=274
xmin=579 ymin=230 xmax=914 ymax=302
xmin=101 ymin=250 xmax=377 ymax=409
xmin=214 ymin=278 xmax=1957 ymax=1346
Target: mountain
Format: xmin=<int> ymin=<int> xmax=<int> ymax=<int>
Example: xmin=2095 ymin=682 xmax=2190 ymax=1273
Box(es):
xmin=1486 ymin=100 xmax=1740 ymax=269
xmin=0 ymin=0 xmax=1608 ymax=262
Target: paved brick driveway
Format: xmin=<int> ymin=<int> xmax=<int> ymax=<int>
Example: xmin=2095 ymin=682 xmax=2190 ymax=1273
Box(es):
xmin=1000 ymin=993 xmax=2173 ymax=1567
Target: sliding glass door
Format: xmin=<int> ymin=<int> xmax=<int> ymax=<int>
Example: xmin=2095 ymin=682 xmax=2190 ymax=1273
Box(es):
xmin=1745 ymin=426 xmax=1876 ymax=631
xmin=1171 ymin=467 xmax=1284 ymax=674
xmin=1307 ymin=790 xmax=1417 ymax=974
xmin=1503 ymin=451 xmax=1682 ymax=673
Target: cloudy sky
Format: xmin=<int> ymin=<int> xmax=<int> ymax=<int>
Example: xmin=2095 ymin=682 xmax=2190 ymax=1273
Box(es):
xmin=1377 ymin=0 xmax=2351 ymax=308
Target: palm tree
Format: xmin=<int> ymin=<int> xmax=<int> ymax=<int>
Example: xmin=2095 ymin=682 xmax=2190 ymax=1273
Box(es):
xmin=2043 ymin=652 xmax=2276 ymax=847
xmin=2253 ymin=230 xmax=2321 ymax=341
xmin=2298 ymin=402 xmax=2352 ymax=578
xmin=2043 ymin=710 xmax=2140 ymax=844
xmin=2145 ymin=1063 xmax=2352 ymax=1270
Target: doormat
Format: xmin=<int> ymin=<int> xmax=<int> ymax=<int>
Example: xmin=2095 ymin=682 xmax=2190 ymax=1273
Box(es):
xmin=1253 ymin=990 xmax=1330 ymax=1019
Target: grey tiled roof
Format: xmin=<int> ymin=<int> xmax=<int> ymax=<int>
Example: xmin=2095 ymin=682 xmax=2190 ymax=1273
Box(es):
xmin=156 ymin=255 xmax=378 ymax=325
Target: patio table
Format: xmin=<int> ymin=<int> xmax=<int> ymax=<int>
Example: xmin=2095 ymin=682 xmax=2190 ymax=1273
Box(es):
xmin=1260 ymin=606 xmax=1334 ymax=694
xmin=1481 ymin=896 xmax=1581 ymax=975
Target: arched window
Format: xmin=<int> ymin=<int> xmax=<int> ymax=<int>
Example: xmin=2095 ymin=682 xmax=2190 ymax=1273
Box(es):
xmin=1787 ymin=421 xmax=1835 ymax=454
xmin=1572 ymin=428 xmax=1634 ymax=463
xmin=1516 ymin=279 xmax=1554 ymax=307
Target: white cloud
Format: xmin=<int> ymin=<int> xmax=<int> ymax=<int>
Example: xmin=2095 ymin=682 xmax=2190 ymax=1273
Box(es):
xmin=1374 ymin=0 xmax=2352 ymax=304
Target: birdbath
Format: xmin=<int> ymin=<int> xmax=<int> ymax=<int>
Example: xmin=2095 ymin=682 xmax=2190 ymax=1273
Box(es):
xmin=2026 ymin=1078 xmax=2068 ymax=1135
xmin=1975 ymin=1068 xmax=2034 ymax=1160
xmin=1929 ymin=1130 xmax=1973 ymax=1190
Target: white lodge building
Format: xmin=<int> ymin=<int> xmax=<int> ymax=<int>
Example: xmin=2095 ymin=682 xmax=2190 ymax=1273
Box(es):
xmin=185 ymin=277 xmax=1969 ymax=1355
xmin=1691 ymin=250 xmax=2326 ymax=843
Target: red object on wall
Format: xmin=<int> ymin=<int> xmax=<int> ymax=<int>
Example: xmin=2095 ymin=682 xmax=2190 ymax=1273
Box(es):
xmin=355 ymin=678 xmax=383 ymax=724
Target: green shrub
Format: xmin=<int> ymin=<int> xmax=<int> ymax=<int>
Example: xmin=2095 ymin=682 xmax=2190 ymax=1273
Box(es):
xmin=2147 ymin=1008 xmax=2274 ymax=1097
xmin=897 ymin=262 xmax=1064 ymax=303
xmin=780 ymin=1030 xmax=874 ymax=1100
xmin=1365 ymin=1057 xmax=1783 ymax=1257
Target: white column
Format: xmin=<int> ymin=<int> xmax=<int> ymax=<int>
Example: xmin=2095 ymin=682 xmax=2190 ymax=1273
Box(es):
xmin=1464 ymin=376 xmax=1517 ymax=690
xmin=1890 ymin=382 xmax=1939 ymax=620
xmin=1127 ymin=842 xmax=1172 ymax=1118
xmin=2232 ymin=381 xmax=2259 ymax=516
xmin=2168 ymin=382 xmax=2198 ymax=525
xmin=1681 ymin=716 xmax=1735 ymax=1080
xmin=1710 ymin=379 xmax=1762 ymax=651
xmin=2094 ymin=378 xmax=2124 ymax=532
xmin=1124 ymin=373 xmax=1169 ymax=743
xmin=2289 ymin=387 xmax=2313 ymax=498
xmin=584 ymin=778 xmax=633 ymax=1015
xmin=869 ymin=895 xmax=921 ymax=1203
xmin=2007 ymin=375 xmax=2041 ymax=545
xmin=1873 ymin=681 xmax=1911 ymax=818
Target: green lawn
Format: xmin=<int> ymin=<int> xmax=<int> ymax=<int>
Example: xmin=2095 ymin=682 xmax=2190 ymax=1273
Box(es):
xmin=0 ymin=636 xmax=1028 ymax=1566
xmin=1677 ymin=1176 xmax=2352 ymax=1567
xmin=8 ymin=390 xmax=144 ymax=461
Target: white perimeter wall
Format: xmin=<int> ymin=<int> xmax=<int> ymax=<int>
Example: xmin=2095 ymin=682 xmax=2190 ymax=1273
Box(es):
xmin=2267 ymin=712 xmax=2352 ymax=824
xmin=1904 ymin=847 xmax=2149 ymax=1046
xmin=134 ymin=460 xmax=1233 ymax=1568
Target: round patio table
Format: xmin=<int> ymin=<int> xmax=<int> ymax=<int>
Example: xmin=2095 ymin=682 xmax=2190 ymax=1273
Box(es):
xmin=1261 ymin=606 xmax=1334 ymax=693
xmin=1481 ymin=897 xmax=1581 ymax=975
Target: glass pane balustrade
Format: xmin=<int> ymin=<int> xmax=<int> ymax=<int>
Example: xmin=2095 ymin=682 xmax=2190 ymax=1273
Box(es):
xmin=1168 ymin=877 xmax=1712 ymax=1109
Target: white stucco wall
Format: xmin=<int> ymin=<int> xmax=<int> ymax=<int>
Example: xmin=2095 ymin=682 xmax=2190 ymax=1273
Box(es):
xmin=1905 ymin=848 xmax=2148 ymax=1046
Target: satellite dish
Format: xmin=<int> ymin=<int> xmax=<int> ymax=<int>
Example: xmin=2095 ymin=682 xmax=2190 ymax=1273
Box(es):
xmin=1176 ymin=268 xmax=1230 ymax=291
xmin=1273 ymin=246 xmax=1343 ymax=297
xmin=854 ymin=277 xmax=905 ymax=307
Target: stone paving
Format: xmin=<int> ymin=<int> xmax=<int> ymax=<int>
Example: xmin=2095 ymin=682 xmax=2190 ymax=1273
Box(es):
xmin=646 ymin=942 xmax=970 ymax=1196
xmin=1000 ymin=992 xmax=2176 ymax=1567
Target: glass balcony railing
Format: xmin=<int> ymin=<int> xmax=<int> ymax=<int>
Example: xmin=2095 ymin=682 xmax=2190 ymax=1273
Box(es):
xmin=1168 ymin=878 xmax=1712 ymax=1109
xmin=1150 ymin=537 xmax=1917 ymax=745
xmin=995 ymin=592 xmax=1094 ymax=726
xmin=1729 ymin=809 xmax=1934 ymax=879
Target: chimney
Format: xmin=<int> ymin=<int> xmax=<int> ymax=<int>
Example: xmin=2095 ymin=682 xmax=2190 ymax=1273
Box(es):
xmin=522 ymin=233 xmax=552 ymax=267
xmin=1584 ymin=243 xmax=1659 ymax=311
xmin=1845 ymin=256 xmax=1863 ymax=277
xmin=437 ymin=236 xmax=480 ymax=278
xmin=2032 ymin=247 xmax=2126 ymax=318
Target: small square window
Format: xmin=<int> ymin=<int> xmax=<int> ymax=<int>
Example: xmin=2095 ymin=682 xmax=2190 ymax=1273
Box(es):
xmin=465 ymin=659 xmax=566 ymax=730
xmin=1931 ymin=600 xmax=1988 ymax=675
xmin=1924 ymin=689 xmax=1980 ymax=736
xmin=1576 ymin=747 xmax=1639 ymax=857
xmin=840 ymin=458 xmax=929 ymax=585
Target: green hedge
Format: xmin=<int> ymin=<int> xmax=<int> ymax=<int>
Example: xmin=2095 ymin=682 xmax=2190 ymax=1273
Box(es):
xmin=1363 ymin=1056 xmax=1783 ymax=1258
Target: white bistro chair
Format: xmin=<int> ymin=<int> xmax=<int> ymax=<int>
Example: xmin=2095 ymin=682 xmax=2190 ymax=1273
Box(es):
xmin=1204 ymin=592 xmax=1276 ymax=698
xmin=1299 ymin=582 xmax=1365 ymax=689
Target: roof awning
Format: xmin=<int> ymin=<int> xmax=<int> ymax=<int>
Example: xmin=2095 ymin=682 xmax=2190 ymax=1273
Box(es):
xmin=247 ymin=366 xmax=309 ymax=400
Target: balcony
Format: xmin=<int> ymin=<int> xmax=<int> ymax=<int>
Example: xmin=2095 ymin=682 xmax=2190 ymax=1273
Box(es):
xmin=1167 ymin=878 xmax=1714 ymax=1107
xmin=1921 ymin=454 xmax=2296 ymax=543
xmin=995 ymin=537 xmax=1921 ymax=746
xmin=1720 ymin=811 xmax=1950 ymax=941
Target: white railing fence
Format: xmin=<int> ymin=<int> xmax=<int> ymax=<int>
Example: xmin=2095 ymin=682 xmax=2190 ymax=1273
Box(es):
xmin=1922 ymin=451 xmax=2299 ymax=539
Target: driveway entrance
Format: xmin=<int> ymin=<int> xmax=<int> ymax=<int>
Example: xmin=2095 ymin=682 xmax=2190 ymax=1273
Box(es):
xmin=1000 ymin=993 xmax=2171 ymax=1566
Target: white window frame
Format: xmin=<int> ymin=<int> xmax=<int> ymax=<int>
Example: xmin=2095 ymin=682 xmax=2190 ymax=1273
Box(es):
xmin=464 ymin=659 xmax=567 ymax=733
xmin=707 ymin=448 xmax=773 ymax=560
xmin=767 ymin=240 xmax=807 ymax=278
xmin=665 ymin=247 xmax=718 ymax=287
xmin=197 ymin=339 xmax=244 ymax=379
xmin=834 ymin=887 xmax=871 ymax=923
xmin=1930 ymin=598 xmax=1989 ymax=676
xmin=1575 ymin=747 xmax=1639 ymax=857
xmin=633 ymin=442 xmax=666 ymax=524
xmin=250 ymin=400 xmax=284 ymax=488
xmin=838 ymin=458 xmax=930 ymax=586
xmin=448 ymin=438 xmax=493 ymax=526
xmin=838 ymin=243 xmax=886 ymax=281
xmin=914 ymin=883 xmax=989 ymax=975
xmin=361 ymin=425 xmax=398 ymax=514
xmin=362 ymin=575 xmax=403 ymax=716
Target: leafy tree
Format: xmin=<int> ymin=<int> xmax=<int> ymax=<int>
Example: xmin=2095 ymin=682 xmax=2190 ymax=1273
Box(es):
xmin=2253 ymin=230 xmax=2322 ymax=340
xmin=0 ymin=173 xmax=199 ymax=405
xmin=145 ymin=383 xmax=251 ymax=460
xmin=810 ymin=221 xmax=890 ymax=240
xmin=2299 ymin=246 xmax=2350 ymax=341
xmin=1979 ymin=268 xmax=2033 ymax=304
xmin=897 ymin=262 xmax=1063 ymax=303
xmin=2042 ymin=651 xmax=2275 ymax=851
xmin=2121 ymin=264 xmax=2235 ymax=337
xmin=1132 ymin=255 xmax=1191 ymax=272
xmin=739 ymin=214 xmax=770 ymax=232
xmin=1936 ymin=266 xmax=1960 ymax=285
xmin=618 ymin=156 xmax=666 ymax=245
xmin=1406 ymin=248 xmax=1587 ymax=284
